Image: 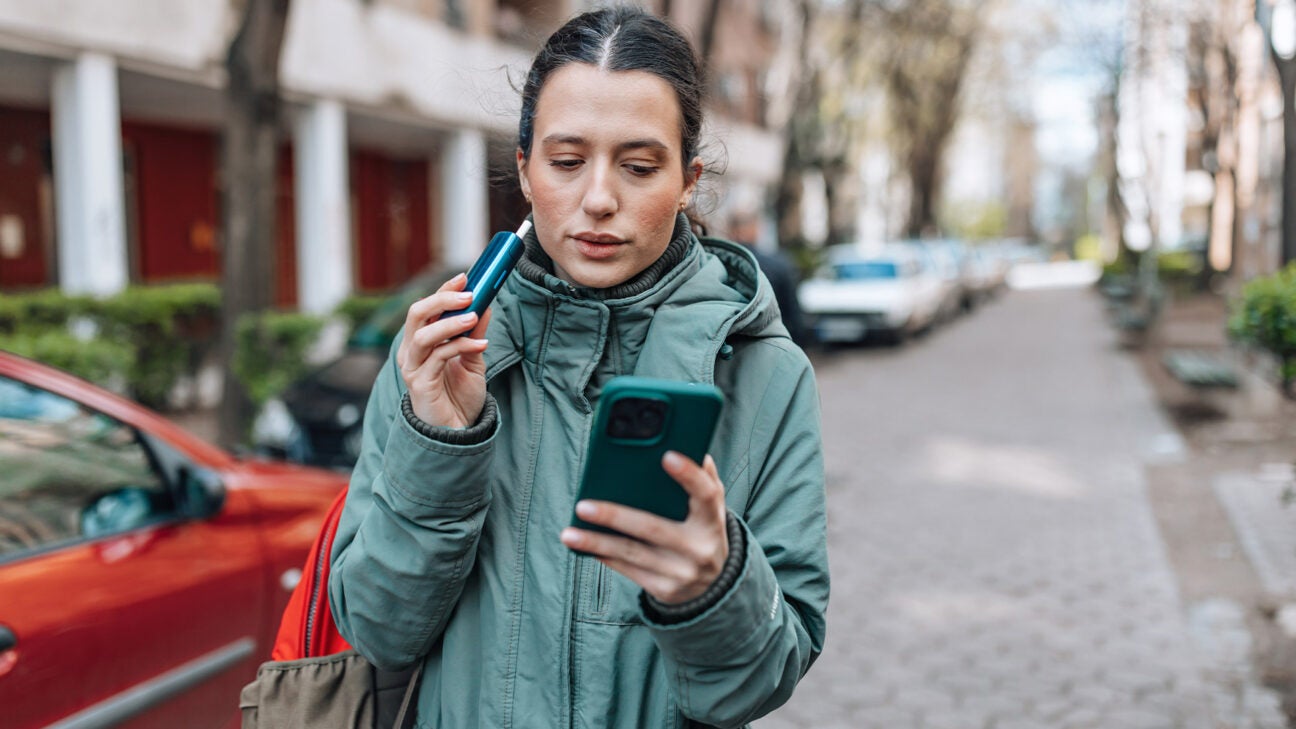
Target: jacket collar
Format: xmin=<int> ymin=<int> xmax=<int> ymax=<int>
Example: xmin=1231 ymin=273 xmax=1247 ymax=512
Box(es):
xmin=482 ymin=220 xmax=784 ymax=406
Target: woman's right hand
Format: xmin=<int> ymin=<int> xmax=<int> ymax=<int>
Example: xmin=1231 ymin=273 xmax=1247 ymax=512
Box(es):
xmin=396 ymin=273 xmax=493 ymax=429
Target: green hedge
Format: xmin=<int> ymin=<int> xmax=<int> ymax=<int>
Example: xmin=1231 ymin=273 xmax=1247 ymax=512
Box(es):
xmin=95 ymin=285 xmax=222 ymax=408
xmin=232 ymin=311 xmax=326 ymax=407
xmin=1229 ymin=264 xmax=1296 ymax=396
xmin=0 ymin=289 xmax=95 ymax=334
xmin=0 ymin=329 xmax=135 ymax=386
xmin=0 ymin=285 xmax=221 ymax=408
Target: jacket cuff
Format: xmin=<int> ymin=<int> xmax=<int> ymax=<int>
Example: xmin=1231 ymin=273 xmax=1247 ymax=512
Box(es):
xmin=641 ymin=511 xmax=747 ymax=625
xmin=401 ymin=392 xmax=498 ymax=446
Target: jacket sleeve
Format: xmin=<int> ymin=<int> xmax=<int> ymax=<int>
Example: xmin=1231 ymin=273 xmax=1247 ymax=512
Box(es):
xmin=643 ymin=351 xmax=829 ymax=728
xmin=327 ymin=339 xmax=497 ymax=671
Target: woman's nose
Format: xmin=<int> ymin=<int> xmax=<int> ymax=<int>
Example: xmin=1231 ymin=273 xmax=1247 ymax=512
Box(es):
xmin=581 ymin=166 xmax=618 ymax=219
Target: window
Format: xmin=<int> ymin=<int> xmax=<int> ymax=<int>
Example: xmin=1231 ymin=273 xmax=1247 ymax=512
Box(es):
xmin=0 ymin=375 xmax=171 ymax=559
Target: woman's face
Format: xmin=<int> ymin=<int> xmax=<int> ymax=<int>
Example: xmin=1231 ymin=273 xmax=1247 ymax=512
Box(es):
xmin=517 ymin=63 xmax=702 ymax=289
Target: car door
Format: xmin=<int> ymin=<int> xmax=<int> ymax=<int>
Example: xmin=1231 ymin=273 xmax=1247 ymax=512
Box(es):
xmin=0 ymin=373 xmax=268 ymax=729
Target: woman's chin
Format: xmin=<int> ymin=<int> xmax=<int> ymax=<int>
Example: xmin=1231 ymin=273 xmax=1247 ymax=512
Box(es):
xmin=565 ymin=264 xmax=634 ymax=289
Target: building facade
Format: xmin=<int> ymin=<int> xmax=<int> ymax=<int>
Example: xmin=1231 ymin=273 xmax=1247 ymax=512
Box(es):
xmin=0 ymin=0 xmax=789 ymax=311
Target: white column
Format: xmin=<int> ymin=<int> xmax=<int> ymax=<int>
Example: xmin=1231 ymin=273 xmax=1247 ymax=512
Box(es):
xmin=51 ymin=53 xmax=128 ymax=296
xmin=294 ymin=99 xmax=352 ymax=315
xmin=439 ymin=128 xmax=489 ymax=269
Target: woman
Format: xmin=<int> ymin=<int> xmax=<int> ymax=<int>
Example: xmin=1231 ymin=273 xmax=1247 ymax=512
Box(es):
xmin=329 ymin=7 xmax=829 ymax=728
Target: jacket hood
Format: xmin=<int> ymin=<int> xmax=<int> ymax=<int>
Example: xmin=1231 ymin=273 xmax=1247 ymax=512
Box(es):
xmin=483 ymin=217 xmax=789 ymax=389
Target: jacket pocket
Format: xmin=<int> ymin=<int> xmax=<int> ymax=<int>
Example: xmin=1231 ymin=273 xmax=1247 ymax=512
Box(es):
xmin=576 ymin=560 xmax=641 ymax=626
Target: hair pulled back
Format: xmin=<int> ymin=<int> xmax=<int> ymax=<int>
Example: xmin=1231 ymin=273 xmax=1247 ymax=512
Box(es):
xmin=518 ymin=6 xmax=704 ymax=172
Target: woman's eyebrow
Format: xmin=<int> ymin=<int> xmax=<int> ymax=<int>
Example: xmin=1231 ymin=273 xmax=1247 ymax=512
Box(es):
xmin=617 ymin=139 xmax=668 ymax=154
xmin=541 ymin=133 xmax=586 ymax=146
xmin=539 ymin=134 xmax=668 ymax=154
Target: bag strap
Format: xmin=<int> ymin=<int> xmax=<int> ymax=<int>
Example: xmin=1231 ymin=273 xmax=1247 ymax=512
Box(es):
xmin=391 ymin=660 xmax=425 ymax=729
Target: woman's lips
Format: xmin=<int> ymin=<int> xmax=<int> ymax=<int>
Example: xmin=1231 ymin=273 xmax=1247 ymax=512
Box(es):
xmin=573 ymin=236 xmax=625 ymax=260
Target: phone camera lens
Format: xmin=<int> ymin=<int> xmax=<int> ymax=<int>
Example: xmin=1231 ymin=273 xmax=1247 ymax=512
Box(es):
xmin=638 ymin=409 xmax=662 ymax=432
xmin=610 ymin=415 xmax=634 ymax=438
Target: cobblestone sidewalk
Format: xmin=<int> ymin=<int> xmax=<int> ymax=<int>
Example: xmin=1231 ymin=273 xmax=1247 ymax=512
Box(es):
xmin=758 ymin=288 xmax=1288 ymax=729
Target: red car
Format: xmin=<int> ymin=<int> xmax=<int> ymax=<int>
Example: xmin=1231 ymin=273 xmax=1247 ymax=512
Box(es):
xmin=0 ymin=351 xmax=348 ymax=728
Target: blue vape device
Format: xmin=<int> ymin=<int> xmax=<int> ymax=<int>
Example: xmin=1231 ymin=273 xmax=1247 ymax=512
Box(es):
xmin=440 ymin=219 xmax=532 ymax=325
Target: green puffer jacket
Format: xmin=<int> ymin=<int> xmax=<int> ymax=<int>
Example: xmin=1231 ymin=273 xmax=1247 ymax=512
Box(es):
xmin=329 ymin=227 xmax=829 ymax=729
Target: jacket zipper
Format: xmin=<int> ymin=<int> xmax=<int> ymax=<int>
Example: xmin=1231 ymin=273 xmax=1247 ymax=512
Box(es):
xmin=593 ymin=563 xmax=607 ymax=615
xmin=303 ymin=516 xmax=338 ymax=654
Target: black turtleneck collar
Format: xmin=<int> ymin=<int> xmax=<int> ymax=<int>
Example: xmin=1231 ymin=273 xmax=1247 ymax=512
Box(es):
xmin=515 ymin=213 xmax=694 ymax=300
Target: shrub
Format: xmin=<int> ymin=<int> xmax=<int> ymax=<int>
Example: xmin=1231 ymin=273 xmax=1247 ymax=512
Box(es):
xmin=94 ymin=284 xmax=222 ymax=409
xmin=0 ymin=284 xmax=222 ymax=408
xmin=333 ymin=294 xmax=387 ymax=338
xmin=0 ymin=330 xmax=134 ymax=386
xmin=1229 ymin=264 xmax=1296 ymax=397
xmin=0 ymin=289 xmax=95 ymax=334
xmin=232 ymin=311 xmax=326 ymax=407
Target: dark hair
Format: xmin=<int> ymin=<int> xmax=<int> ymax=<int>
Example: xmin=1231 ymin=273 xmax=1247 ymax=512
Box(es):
xmin=517 ymin=6 xmax=704 ymax=174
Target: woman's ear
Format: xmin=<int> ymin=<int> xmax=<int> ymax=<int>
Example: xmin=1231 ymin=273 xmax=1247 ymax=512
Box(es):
xmin=516 ymin=148 xmax=532 ymax=202
xmin=682 ymin=156 xmax=703 ymax=206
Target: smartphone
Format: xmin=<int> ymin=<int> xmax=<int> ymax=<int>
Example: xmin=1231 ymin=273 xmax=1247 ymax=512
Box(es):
xmin=439 ymin=219 xmax=531 ymax=325
xmin=571 ymin=376 xmax=724 ymax=537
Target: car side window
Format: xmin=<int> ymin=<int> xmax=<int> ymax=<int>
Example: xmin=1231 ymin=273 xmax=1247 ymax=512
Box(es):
xmin=0 ymin=375 xmax=172 ymax=559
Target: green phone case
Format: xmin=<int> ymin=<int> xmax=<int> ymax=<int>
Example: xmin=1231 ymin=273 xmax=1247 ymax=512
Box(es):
xmin=572 ymin=376 xmax=724 ymax=534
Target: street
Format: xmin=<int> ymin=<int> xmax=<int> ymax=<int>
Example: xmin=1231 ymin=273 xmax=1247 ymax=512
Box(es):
xmin=759 ymin=287 xmax=1288 ymax=729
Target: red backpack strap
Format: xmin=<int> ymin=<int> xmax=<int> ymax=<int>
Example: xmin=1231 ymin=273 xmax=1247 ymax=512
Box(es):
xmin=271 ymin=486 xmax=354 ymax=660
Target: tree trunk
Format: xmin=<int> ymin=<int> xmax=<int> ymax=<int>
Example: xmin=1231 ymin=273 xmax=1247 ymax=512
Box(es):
xmin=906 ymin=145 xmax=940 ymax=238
xmin=218 ymin=0 xmax=291 ymax=448
xmin=1280 ymin=56 xmax=1296 ymax=266
xmin=774 ymin=0 xmax=816 ymax=249
xmin=698 ymin=0 xmax=723 ymax=72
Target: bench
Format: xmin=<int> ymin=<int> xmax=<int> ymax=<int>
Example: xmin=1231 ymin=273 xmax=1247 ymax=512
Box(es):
xmin=1162 ymin=348 xmax=1239 ymax=389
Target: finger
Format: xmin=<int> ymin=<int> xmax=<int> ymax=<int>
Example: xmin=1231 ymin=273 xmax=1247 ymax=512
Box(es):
xmin=467 ymin=305 xmax=493 ymax=340
xmin=595 ymin=556 xmax=677 ymax=601
xmin=703 ymin=454 xmax=720 ymax=481
xmin=403 ymin=275 xmax=470 ymax=353
xmin=560 ymin=527 xmax=669 ymax=572
xmin=404 ymin=313 xmax=479 ymax=369
xmin=662 ymin=451 xmax=723 ymax=503
xmin=574 ymin=500 xmax=680 ymax=547
xmin=418 ymin=333 xmax=489 ymax=374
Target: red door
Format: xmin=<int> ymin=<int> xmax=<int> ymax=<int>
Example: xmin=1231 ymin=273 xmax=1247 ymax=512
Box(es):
xmin=0 ymin=106 xmax=52 ymax=289
xmin=121 ymin=122 xmax=220 ymax=283
xmin=353 ymin=150 xmax=432 ymax=292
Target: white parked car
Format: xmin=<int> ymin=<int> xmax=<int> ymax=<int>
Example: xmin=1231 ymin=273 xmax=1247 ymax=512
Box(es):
xmin=798 ymin=247 xmax=945 ymax=343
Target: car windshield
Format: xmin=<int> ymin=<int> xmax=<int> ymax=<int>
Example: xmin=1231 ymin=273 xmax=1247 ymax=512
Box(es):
xmin=833 ymin=261 xmax=899 ymax=280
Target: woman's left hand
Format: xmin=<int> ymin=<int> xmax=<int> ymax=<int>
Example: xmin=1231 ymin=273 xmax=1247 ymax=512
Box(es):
xmin=560 ymin=452 xmax=729 ymax=605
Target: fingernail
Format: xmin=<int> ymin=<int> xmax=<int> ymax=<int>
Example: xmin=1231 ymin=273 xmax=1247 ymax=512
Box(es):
xmin=457 ymin=291 xmax=474 ymax=300
xmin=663 ymin=451 xmax=684 ymax=471
xmin=560 ymin=528 xmax=581 ymax=545
xmin=473 ymin=338 xmax=489 ymax=347
xmin=575 ymin=501 xmax=595 ymax=518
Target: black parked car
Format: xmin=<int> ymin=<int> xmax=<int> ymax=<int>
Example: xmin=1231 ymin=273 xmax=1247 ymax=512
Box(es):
xmin=252 ymin=268 xmax=455 ymax=470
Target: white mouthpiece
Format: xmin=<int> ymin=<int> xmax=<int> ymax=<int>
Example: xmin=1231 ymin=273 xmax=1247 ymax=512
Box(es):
xmin=515 ymin=220 xmax=533 ymax=239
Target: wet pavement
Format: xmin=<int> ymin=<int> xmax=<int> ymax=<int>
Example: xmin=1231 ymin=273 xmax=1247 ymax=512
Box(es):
xmin=758 ymin=287 xmax=1288 ymax=729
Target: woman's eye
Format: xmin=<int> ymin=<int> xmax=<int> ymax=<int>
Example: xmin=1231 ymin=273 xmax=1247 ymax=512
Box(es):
xmin=549 ymin=159 xmax=582 ymax=170
xmin=625 ymin=164 xmax=658 ymax=177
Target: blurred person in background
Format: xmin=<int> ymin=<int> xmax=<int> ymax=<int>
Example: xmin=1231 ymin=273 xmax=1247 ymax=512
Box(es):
xmin=729 ymin=210 xmax=807 ymax=346
xmin=327 ymin=6 xmax=828 ymax=728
